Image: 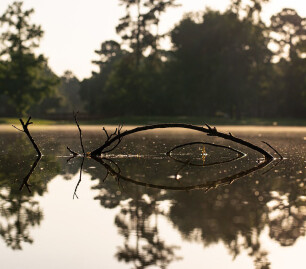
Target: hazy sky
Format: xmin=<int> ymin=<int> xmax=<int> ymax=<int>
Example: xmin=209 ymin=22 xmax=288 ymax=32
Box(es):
xmin=0 ymin=0 xmax=305 ymax=79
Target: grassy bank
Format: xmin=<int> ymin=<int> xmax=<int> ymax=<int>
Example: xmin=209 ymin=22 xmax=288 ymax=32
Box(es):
xmin=0 ymin=116 xmax=305 ymax=126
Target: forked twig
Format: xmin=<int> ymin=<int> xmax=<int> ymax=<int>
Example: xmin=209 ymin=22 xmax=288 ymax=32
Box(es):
xmin=13 ymin=116 xmax=42 ymax=192
xmin=13 ymin=116 xmax=41 ymax=157
xmin=101 ymin=125 xmax=123 ymax=154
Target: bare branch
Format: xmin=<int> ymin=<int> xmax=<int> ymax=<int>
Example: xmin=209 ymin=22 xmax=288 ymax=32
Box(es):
xmin=13 ymin=116 xmax=41 ymax=157
xmin=19 ymin=156 xmax=41 ymax=193
xmin=102 ymin=127 xmax=110 ymax=140
xmin=262 ymin=141 xmax=283 ymax=159
xmin=73 ymin=111 xmax=85 ymax=156
xmin=90 ymin=124 xmax=273 ymax=161
xmin=67 ymin=146 xmax=79 ymax=156
xmin=174 ymin=159 xmax=192 ymax=181
xmin=13 ymin=117 xmax=42 ymax=192
xmin=91 ymin=153 xmax=273 ymax=191
xmin=73 ymin=157 xmax=85 ymax=199
xmin=12 ymin=125 xmax=24 ymax=132
xmin=101 ymin=124 xmax=124 ymax=154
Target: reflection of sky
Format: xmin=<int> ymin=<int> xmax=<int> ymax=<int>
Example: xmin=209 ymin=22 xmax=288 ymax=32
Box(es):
xmin=0 ymin=171 xmax=305 ymax=268
xmin=0 ymin=127 xmax=305 ymax=268
xmin=0 ymin=0 xmax=305 ymax=79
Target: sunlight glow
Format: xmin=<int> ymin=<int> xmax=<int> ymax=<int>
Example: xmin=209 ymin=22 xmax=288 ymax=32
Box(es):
xmin=0 ymin=0 xmax=305 ymax=79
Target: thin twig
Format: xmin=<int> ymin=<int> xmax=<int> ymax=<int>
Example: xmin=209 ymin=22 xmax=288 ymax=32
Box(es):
xmin=101 ymin=125 xmax=123 ymax=154
xmin=102 ymin=127 xmax=110 ymax=140
xmin=67 ymin=146 xmax=79 ymax=156
xmin=166 ymin=141 xmax=245 ymax=167
xmin=174 ymin=159 xmax=192 ymax=181
xmin=12 ymin=125 xmax=24 ymax=132
xmin=19 ymin=156 xmax=41 ymax=193
xmin=73 ymin=157 xmax=85 ymax=199
xmin=73 ymin=111 xmax=85 ymax=156
xmin=262 ymin=141 xmax=283 ymax=159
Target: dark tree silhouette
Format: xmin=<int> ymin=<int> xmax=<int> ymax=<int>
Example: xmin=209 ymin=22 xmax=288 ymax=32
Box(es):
xmin=0 ymin=1 xmax=58 ymax=115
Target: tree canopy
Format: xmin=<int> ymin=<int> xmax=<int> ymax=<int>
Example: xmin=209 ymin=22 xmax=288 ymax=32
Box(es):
xmin=0 ymin=1 xmax=305 ymax=119
xmin=0 ymin=1 xmax=58 ymax=115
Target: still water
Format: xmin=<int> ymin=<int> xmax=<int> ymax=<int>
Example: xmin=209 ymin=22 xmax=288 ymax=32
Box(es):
xmin=0 ymin=125 xmax=305 ymax=269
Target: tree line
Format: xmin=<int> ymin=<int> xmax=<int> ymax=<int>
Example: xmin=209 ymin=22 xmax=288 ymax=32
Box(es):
xmin=0 ymin=0 xmax=305 ymax=119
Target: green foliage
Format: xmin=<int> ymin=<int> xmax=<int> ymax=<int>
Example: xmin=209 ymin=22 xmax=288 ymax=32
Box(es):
xmin=80 ymin=40 xmax=126 ymax=114
xmin=33 ymin=70 xmax=82 ymax=114
xmin=270 ymin=8 xmax=306 ymax=59
xmin=0 ymin=1 xmax=59 ymax=116
xmin=167 ymin=10 xmax=272 ymax=118
xmin=116 ymin=0 xmax=178 ymax=66
xmin=80 ymin=4 xmax=305 ymax=119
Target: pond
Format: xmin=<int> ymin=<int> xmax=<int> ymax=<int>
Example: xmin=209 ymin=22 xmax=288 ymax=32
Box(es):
xmin=0 ymin=125 xmax=305 ymax=269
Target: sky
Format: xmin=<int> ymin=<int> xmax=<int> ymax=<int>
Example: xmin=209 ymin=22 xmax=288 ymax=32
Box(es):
xmin=0 ymin=0 xmax=305 ymax=80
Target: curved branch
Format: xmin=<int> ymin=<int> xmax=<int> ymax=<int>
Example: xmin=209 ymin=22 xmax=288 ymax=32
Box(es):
xmin=91 ymin=155 xmax=273 ymax=191
xmin=89 ymin=123 xmax=273 ymax=160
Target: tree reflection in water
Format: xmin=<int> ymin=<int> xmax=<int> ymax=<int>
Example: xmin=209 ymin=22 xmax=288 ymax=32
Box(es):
xmin=87 ymin=153 xmax=305 ymax=269
xmin=0 ymin=130 xmax=304 ymax=269
xmin=0 ymin=136 xmax=60 ymax=250
xmin=115 ymin=188 xmax=181 ymax=269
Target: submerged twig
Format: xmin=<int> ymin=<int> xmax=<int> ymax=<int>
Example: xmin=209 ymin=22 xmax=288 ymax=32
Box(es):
xmin=174 ymin=159 xmax=192 ymax=181
xmin=167 ymin=142 xmax=245 ymax=167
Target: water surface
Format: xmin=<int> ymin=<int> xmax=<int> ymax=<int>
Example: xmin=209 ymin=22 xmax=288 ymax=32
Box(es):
xmin=0 ymin=126 xmax=305 ymax=268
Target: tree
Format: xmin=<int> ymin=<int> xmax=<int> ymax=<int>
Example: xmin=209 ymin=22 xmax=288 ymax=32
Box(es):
xmin=270 ymin=8 xmax=306 ymax=59
xmin=270 ymin=9 xmax=306 ymax=117
xmin=57 ymin=71 xmax=82 ymax=112
xmin=80 ymin=40 xmax=125 ymax=114
xmin=229 ymin=0 xmax=270 ymax=23
xmin=0 ymin=1 xmax=58 ymax=115
xmin=116 ymin=0 xmax=178 ymax=67
xmin=167 ymin=10 xmax=272 ymax=118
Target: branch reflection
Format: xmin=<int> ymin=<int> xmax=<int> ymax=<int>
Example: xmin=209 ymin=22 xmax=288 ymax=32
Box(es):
xmin=83 ymin=155 xmax=304 ymax=269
